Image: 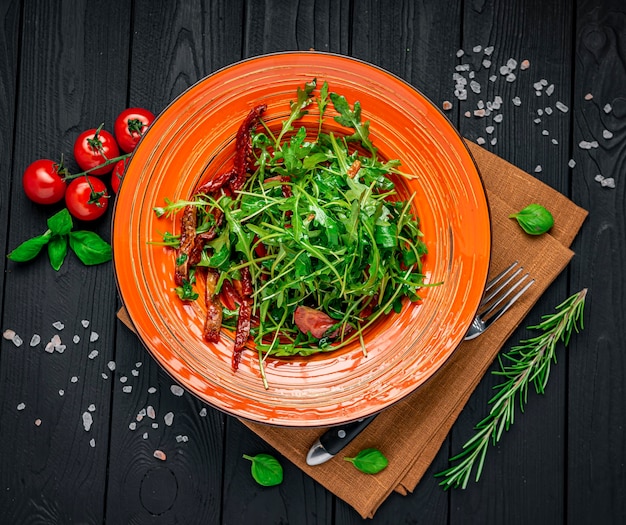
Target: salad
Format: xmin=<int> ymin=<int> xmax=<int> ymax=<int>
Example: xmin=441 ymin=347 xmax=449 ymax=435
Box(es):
xmin=154 ymin=79 xmax=430 ymax=387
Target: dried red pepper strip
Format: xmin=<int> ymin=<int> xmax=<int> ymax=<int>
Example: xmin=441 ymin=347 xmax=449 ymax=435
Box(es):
xmin=203 ymin=269 xmax=222 ymax=343
xmin=174 ymin=204 xmax=198 ymax=286
xmin=232 ymin=266 xmax=253 ymax=370
xmin=229 ymin=104 xmax=266 ymax=192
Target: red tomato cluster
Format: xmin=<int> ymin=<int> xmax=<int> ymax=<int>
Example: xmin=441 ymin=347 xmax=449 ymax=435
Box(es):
xmin=22 ymin=107 xmax=155 ymax=220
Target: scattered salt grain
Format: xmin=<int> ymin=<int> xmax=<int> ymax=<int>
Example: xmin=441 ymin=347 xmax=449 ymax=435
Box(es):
xmin=135 ymin=362 xmax=143 ymax=368
xmin=505 ymin=73 xmax=516 ymax=82
xmin=148 ymin=387 xmax=157 ymax=394
xmin=534 ymin=165 xmax=542 ymax=173
xmin=153 ymin=450 xmax=166 ymax=461
xmin=122 ymin=386 xmax=132 ymax=393
xmin=199 ymin=408 xmax=207 ymax=417
xmin=464 ymin=111 xmax=471 ymax=117
xmin=34 ymin=419 xmax=41 ymax=426
xmin=73 ymin=335 xmax=80 ymax=344
xmin=544 ymin=107 xmax=553 ymax=115
xmin=490 ymin=137 xmax=498 ymax=145
xmin=17 ymin=402 xmax=26 ymax=411
xmin=456 ymin=49 xmax=464 ymax=58
xmin=131 ymin=369 xmax=139 ymax=377
xmin=552 ymin=138 xmax=559 ymax=145
xmin=442 ymin=100 xmax=453 ymax=111
xmin=470 ymin=80 xmax=481 ymax=94
xmin=603 ymin=103 xmax=612 ymax=113
xmin=603 ymin=129 xmax=614 ymax=139
xmin=512 ymin=96 xmax=521 ymax=106
xmin=107 ymin=361 xmax=116 ymax=371
xmin=489 ymin=75 xmax=497 ymax=82
xmin=555 ymin=101 xmax=569 ymax=113
xmin=486 ymin=126 xmax=495 ymax=134
xmin=89 ymin=439 xmax=96 ymax=448
xmin=151 ymin=423 xmax=159 ymax=429
xmin=537 ymin=109 xmax=544 ymax=116
xmin=546 ymin=84 xmax=555 ymax=96
xmin=59 ymin=389 xmax=64 ymax=396
xmin=484 ymin=46 xmax=494 ymax=56
xmin=473 ymin=108 xmax=486 ymax=118
xmin=482 ymin=59 xmax=492 ymax=68
xmin=120 ymin=376 xmax=128 ymax=383
xmin=52 ymin=321 xmax=64 ymax=331
xmin=82 ymin=412 xmax=93 ymax=431
xmin=30 ymin=334 xmax=41 ymax=347
xmin=472 ymin=45 xmax=482 ymax=53
xmin=170 ymin=385 xmax=184 ymax=397
xmin=534 ymin=118 xmax=542 ymax=124
xmin=81 ymin=320 xmax=90 ymax=328
xmin=129 ymin=422 xmax=137 ymax=430
xmin=88 ymin=350 xmax=98 ymax=360
xmin=89 ymin=331 xmax=99 ymax=343
xmin=3 ymin=329 xmax=16 ymax=340
xmin=164 ymin=412 xmax=174 ymax=426
xmin=494 ymin=114 xmax=503 ymax=123
xmin=568 ymin=159 xmax=576 ymax=168
xmin=88 ymin=404 xmax=96 ymax=412
xmin=147 ymin=406 xmax=156 ymax=419
xmin=137 ymin=408 xmax=146 ymax=421
xmin=520 ymin=59 xmax=530 ymax=70
xmin=476 ymin=137 xmax=486 ymax=145
xmin=499 ymin=65 xmax=511 ymax=76
xmin=71 ymin=376 xmax=79 ymax=383
xmin=542 ymin=130 xmax=550 ymax=136
xmin=101 ymin=373 xmax=108 ymax=380
xmin=533 ymin=81 xmax=543 ymax=91
xmin=595 ymin=174 xmax=616 ymax=188
xmin=176 ymin=435 xmax=189 ymax=443
xmin=584 ymin=93 xmax=593 ymax=100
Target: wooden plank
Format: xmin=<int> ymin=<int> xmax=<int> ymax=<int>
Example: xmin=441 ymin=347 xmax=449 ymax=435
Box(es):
xmin=0 ymin=0 xmax=130 ymax=522
xmin=103 ymin=1 xmax=247 ymax=523
xmin=568 ymin=0 xmax=626 ymax=523
xmin=448 ymin=1 xmax=574 ymax=523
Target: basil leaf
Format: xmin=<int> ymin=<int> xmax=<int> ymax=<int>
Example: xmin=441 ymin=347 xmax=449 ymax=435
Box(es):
xmin=509 ymin=203 xmax=554 ymax=235
xmin=242 ymin=453 xmax=283 ymax=487
xmin=47 ymin=208 xmax=73 ymax=236
xmin=68 ymin=230 xmax=112 ymax=265
xmin=344 ymin=448 xmax=388 ymax=474
xmin=7 ymin=232 xmax=51 ymax=262
xmin=47 ymin=235 xmax=68 ymax=271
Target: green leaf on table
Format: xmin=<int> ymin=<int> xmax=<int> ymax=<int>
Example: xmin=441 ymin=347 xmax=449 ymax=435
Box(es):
xmin=344 ymin=448 xmax=389 ymax=474
xmin=69 ymin=230 xmax=112 ymax=265
xmin=509 ymin=203 xmax=554 ymax=235
xmin=47 ymin=235 xmax=68 ymax=271
xmin=7 ymin=232 xmax=51 ymax=262
xmin=47 ymin=208 xmax=73 ymax=236
xmin=242 ymin=453 xmax=283 ymax=486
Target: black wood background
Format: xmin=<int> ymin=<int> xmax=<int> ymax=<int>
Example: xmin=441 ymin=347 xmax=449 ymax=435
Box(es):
xmin=1 ymin=1 xmax=624 ymax=523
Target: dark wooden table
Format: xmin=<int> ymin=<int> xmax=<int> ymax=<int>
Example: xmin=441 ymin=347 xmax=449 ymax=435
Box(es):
xmin=1 ymin=1 xmax=624 ymax=523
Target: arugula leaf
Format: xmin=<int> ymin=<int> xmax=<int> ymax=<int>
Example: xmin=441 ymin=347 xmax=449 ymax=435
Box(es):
xmin=330 ymin=92 xmax=376 ymax=154
xmin=276 ymin=78 xmax=317 ymax=145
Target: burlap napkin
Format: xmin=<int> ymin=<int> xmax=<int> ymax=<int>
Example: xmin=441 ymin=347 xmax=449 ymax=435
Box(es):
xmin=118 ymin=142 xmax=588 ymax=519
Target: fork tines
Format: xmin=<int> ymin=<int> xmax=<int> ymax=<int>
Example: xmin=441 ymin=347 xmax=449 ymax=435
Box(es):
xmin=478 ymin=261 xmax=535 ymax=323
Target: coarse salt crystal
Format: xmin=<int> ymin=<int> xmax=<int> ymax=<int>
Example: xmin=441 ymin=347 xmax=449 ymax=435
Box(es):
xmin=30 ymin=334 xmax=41 ymax=347
xmin=490 ymin=137 xmax=497 ymax=145
xmin=147 ymin=406 xmax=156 ymax=419
xmin=603 ymin=129 xmax=614 ymax=139
xmin=59 ymin=389 xmax=64 ymax=396
xmin=579 ymin=140 xmax=592 ymax=149
xmin=89 ymin=438 xmax=96 ymax=448
xmin=88 ymin=404 xmax=96 ymax=412
xmin=540 ymin=79 xmax=548 ymax=86
xmin=512 ymin=96 xmax=521 ymax=106
xmin=101 ymin=373 xmax=108 ymax=380
xmin=468 ymin=71 xmax=475 ymax=79
xmin=489 ymin=75 xmax=497 ymax=82
xmin=129 ymin=422 xmax=137 ymax=430
xmin=470 ymin=80 xmax=481 ymax=94
xmin=34 ymin=419 xmax=41 ymax=426
xmin=73 ymin=335 xmax=80 ymax=344
xmin=89 ymin=331 xmax=99 ymax=342
xmin=12 ymin=335 xmax=23 ymax=347
xmin=486 ymin=126 xmax=495 ymax=134
xmin=153 ymin=450 xmax=166 ymax=461
xmin=442 ymin=100 xmax=453 ymax=111
xmin=499 ymin=65 xmax=510 ymax=75
xmin=603 ymin=103 xmax=612 ymax=113
xmin=71 ymin=376 xmax=79 ymax=383
xmin=520 ymin=59 xmax=530 ymax=70
xmin=545 ymin=107 xmax=553 ymax=115
xmin=602 ymin=177 xmax=616 ymax=188
xmin=494 ymin=114 xmax=503 ymax=123
xmin=81 ymin=320 xmax=90 ymax=328
xmin=484 ymin=46 xmax=494 ymax=55
xmin=199 ymin=408 xmax=207 ymax=417
xmin=120 ymin=376 xmax=128 ymax=384
xmin=88 ymin=350 xmax=98 ymax=360
xmin=464 ymin=111 xmax=471 ymax=118
xmin=555 ymin=101 xmax=569 ymax=113
xmin=151 ymin=423 xmax=159 ymax=429
xmin=482 ymin=59 xmax=492 ymax=68
xmin=477 ymin=100 xmax=485 ymax=109
xmin=176 ymin=435 xmax=189 ymax=443
xmin=584 ymin=93 xmax=593 ymax=100
xmin=535 ymin=165 xmax=542 ymax=173
xmin=3 ymin=329 xmax=16 ymax=340
xmin=505 ymin=73 xmax=516 ymax=82
xmin=476 ymin=137 xmax=486 ymax=145
xmin=568 ymin=159 xmax=576 ymax=168
xmin=473 ymin=45 xmax=482 ymax=53
xmin=122 ymin=386 xmax=132 ymax=393
xmin=506 ymin=58 xmax=517 ymax=70
xmin=536 ymin=91 xmax=542 ymax=97
xmin=52 ymin=321 xmax=64 ymax=331
xmin=533 ymin=81 xmax=543 ymax=91
xmin=135 ymin=362 xmax=142 ymax=368
xmin=473 ymin=109 xmax=486 ymax=118
xmin=107 ymin=361 xmax=116 ymax=371
xmin=55 ymin=344 xmax=66 ymax=354
xmin=534 ymin=118 xmax=542 ymax=124
xmin=143 ymin=432 xmax=148 ymax=439
xmin=148 ymin=387 xmax=157 ymax=394
xmin=82 ymin=412 xmax=93 ymax=431
xmin=17 ymin=402 xmax=26 ymax=411
xmin=537 ymin=109 xmax=544 ymax=116
xmin=170 ymin=385 xmax=184 ymax=397
xmin=542 ymin=130 xmax=550 ymax=136
xmin=552 ymin=138 xmax=559 ymax=145
xmin=164 ymin=412 xmax=174 ymax=426
xmin=456 ymin=49 xmax=464 ymax=58
xmin=131 ymin=369 xmax=139 ymax=377
xmin=546 ymin=84 xmax=555 ymax=96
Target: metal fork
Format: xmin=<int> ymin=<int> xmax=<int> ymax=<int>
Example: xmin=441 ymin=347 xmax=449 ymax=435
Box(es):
xmin=464 ymin=261 xmax=534 ymax=340
xmin=306 ymin=261 xmax=535 ymax=466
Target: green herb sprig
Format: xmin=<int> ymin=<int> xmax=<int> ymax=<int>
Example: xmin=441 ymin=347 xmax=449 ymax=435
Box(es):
xmin=7 ymin=208 xmax=112 ymax=270
xmin=436 ymin=288 xmax=587 ymax=489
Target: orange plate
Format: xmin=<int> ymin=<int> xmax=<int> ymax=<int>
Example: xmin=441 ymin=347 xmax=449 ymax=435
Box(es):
xmin=112 ymin=52 xmax=490 ymax=427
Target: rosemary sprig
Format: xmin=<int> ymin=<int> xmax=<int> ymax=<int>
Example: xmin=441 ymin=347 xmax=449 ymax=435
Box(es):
xmin=436 ymin=288 xmax=588 ymax=490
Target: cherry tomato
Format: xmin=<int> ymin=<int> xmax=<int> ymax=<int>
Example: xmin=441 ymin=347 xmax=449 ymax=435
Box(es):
xmin=73 ymin=126 xmax=120 ymax=175
xmin=65 ymin=176 xmax=109 ymax=221
xmin=22 ymin=159 xmax=66 ymax=204
xmin=114 ymin=107 xmax=155 ymax=153
xmin=111 ymin=158 xmax=129 ymax=194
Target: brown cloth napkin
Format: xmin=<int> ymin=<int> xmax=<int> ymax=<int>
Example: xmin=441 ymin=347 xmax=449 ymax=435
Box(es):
xmin=118 ymin=142 xmax=588 ymax=519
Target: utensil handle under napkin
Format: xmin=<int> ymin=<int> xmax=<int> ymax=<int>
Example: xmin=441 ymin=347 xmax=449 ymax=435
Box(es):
xmin=319 ymin=414 xmax=377 ymax=455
